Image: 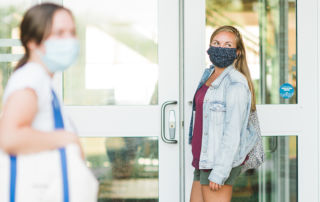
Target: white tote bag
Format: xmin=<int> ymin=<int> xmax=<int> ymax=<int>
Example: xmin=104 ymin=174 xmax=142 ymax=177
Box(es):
xmin=0 ymin=90 xmax=98 ymax=202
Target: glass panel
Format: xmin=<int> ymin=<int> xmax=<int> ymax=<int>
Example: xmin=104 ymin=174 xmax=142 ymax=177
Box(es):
xmin=232 ymin=136 xmax=297 ymax=202
xmin=206 ymin=0 xmax=297 ymax=104
xmin=81 ymin=137 xmax=158 ymax=201
xmin=0 ymin=62 xmax=15 ymax=109
xmin=63 ymin=0 xmax=158 ymax=106
xmin=0 ymin=1 xmax=38 ymax=39
xmin=0 ymin=1 xmax=37 ymax=110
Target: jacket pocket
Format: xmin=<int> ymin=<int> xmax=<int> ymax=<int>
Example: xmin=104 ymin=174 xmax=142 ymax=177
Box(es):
xmin=209 ymin=103 xmax=226 ymax=125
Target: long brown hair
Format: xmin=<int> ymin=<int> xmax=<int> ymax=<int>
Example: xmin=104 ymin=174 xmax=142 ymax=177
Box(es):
xmin=15 ymin=3 xmax=72 ymax=70
xmin=210 ymin=25 xmax=256 ymax=112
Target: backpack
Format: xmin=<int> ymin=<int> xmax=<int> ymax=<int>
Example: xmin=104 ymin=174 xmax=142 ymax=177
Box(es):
xmin=241 ymin=110 xmax=265 ymax=173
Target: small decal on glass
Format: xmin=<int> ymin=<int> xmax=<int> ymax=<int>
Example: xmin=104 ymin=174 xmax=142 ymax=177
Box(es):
xmin=280 ymin=83 xmax=294 ymax=99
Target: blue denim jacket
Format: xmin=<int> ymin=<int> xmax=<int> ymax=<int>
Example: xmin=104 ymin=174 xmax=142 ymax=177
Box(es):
xmin=188 ymin=65 xmax=258 ymax=185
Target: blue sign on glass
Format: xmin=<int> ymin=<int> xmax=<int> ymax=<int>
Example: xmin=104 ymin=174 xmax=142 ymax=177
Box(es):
xmin=279 ymin=83 xmax=294 ymax=99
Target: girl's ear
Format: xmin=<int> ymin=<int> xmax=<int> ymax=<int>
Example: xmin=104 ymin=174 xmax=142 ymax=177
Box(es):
xmin=27 ymin=40 xmax=38 ymax=51
xmin=27 ymin=40 xmax=45 ymax=54
xmin=236 ymin=50 xmax=241 ymax=58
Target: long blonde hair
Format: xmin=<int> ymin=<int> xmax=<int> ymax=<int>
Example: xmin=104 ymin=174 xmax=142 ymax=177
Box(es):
xmin=210 ymin=25 xmax=256 ymax=111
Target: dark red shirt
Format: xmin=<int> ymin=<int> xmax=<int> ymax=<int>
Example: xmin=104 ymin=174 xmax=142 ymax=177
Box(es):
xmin=191 ymin=84 xmax=209 ymax=169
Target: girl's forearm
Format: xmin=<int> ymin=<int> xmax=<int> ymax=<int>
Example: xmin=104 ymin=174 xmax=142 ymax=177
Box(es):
xmin=0 ymin=127 xmax=76 ymax=155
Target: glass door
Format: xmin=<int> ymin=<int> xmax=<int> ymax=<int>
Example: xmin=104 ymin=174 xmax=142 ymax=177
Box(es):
xmin=0 ymin=0 xmax=181 ymax=201
xmin=0 ymin=0 xmax=39 ymax=109
xmin=184 ymin=0 xmax=318 ymax=201
xmin=61 ymin=0 xmax=181 ymax=201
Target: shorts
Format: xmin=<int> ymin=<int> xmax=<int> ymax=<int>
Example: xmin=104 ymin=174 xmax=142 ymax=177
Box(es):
xmin=193 ymin=165 xmax=243 ymax=185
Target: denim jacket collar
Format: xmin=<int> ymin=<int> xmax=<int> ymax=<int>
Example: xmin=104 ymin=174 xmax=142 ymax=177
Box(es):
xmin=193 ymin=64 xmax=235 ymax=111
xmin=211 ymin=64 xmax=234 ymax=89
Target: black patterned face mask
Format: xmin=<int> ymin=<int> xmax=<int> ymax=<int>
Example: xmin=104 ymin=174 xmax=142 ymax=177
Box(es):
xmin=207 ymin=46 xmax=237 ymax=68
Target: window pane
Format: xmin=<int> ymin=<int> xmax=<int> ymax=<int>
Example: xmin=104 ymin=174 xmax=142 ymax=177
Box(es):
xmin=0 ymin=62 xmax=14 ymax=109
xmin=63 ymin=0 xmax=158 ymax=106
xmin=0 ymin=1 xmax=37 ymax=110
xmin=81 ymin=137 xmax=158 ymax=201
xmin=206 ymin=0 xmax=297 ymax=104
xmin=232 ymin=136 xmax=297 ymax=202
xmin=0 ymin=1 xmax=38 ymax=39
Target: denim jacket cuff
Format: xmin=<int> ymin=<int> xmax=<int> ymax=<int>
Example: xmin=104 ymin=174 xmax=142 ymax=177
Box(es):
xmin=208 ymin=171 xmax=227 ymax=185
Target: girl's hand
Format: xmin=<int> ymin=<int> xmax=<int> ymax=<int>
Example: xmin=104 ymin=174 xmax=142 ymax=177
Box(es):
xmin=58 ymin=131 xmax=85 ymax=160
xmin=209 ymin=181 xmax=222 ymax=192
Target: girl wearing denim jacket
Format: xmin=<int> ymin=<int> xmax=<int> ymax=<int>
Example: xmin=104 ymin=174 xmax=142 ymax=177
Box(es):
xmin=189 ymin=25 xmax=257 ymax=202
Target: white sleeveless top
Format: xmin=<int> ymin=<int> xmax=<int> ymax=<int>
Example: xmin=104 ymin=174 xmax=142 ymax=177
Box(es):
xmin=3 ymin=62 xmax=74 ymax=132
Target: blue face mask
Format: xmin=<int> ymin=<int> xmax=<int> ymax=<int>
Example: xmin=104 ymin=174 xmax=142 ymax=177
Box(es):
xmin=39 ymin=38 xmax=80 ymax=73
xmin=207 ymin=46 xmax=237 ymax=68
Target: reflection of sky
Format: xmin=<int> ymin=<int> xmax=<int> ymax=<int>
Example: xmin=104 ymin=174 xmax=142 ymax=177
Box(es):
xmin=85 ymin=63 xmax=158 ymax=105
xmin=85 ymin=25 xmax=157 ymax=105
xmin=64 ymin=0 xmax=157 ymax=42
xmin=63 ymin=0 xmax=158 ymax=105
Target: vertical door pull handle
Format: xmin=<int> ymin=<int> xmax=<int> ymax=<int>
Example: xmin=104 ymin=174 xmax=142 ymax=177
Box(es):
xmin=161 ymin=101 xmax=178 ymax=144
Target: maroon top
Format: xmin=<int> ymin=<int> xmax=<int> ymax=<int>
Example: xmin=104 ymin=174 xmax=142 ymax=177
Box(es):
xmin=192 ymin=84 xmax=209 ymax=169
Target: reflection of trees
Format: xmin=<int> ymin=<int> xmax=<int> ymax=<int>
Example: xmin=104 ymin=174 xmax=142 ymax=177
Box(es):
xmin=0 ymin=6 xmax=21 ymax=109
xmin=105 ymin=137 xmax=158 ymax=179
xmin=232 ymin=136 xmax=297 ymax=202
xmin=206 ymin=0 xmax=296 ymax=104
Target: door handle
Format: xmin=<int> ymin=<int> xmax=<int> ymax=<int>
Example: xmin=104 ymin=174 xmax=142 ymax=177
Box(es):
xmin=168 ymin=110 xmax=176 ymax=140
xmin=161 ymin=101 xmax=178 ymax=144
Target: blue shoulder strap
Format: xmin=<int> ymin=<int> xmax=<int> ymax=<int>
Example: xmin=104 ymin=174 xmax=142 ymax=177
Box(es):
xmin=9 ymin=89 xmax=69 ymax=202
xmin=9 ymin=156 xmax=16 ymax=202
xmin=51 ymin=90 xmax=65 ymax=129
xmin=51 ymin=89 xmax=69 ymax=202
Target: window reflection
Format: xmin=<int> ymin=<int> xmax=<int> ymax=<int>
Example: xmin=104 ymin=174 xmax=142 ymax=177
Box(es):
xmin=80 ymin=137 xmax=159 ymax=201
xmin=0 ymin=1 xmax=37 ymax=109
xmin=63 ymin=0 xmax=158 ymax=106
xmin=232 ymin=136 xmax=297 ymax=202
xmin=206 ymin=0 xmax=296 ymax=104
